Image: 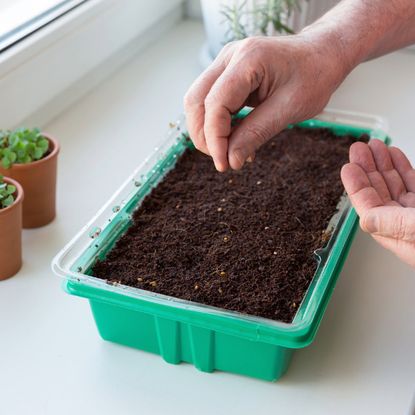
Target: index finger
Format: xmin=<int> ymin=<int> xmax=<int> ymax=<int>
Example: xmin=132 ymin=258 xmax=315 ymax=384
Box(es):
xmin=341 ymin=162 xmax=383 ymax=217
xmin=184 ymin=62 xmax=226 ymax=155
xmin=204 ymin=60 xmax=263 ymax=171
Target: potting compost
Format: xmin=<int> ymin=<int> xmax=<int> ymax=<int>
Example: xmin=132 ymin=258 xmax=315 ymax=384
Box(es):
xmin=92 ymin=127 xmax=368 ymax=323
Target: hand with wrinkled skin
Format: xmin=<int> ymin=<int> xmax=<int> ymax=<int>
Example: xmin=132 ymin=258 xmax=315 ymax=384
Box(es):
xmin=184 ymin=1 xmax=415 ymax=172
xmin=184 ymin=36 xmax=347 ymax=172
xmin=341 ymin=139 xmax=415 ymax=268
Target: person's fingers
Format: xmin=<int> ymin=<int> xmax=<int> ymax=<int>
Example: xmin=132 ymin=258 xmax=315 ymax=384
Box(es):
xmin=360 ymin=205 xmax=415 ymax=242
xmin=341 ymin=162 xmax=383 ymax=217
xmin=349 ymin=142 xmax=393 ymax=204
xmin=227 ymin=97 xmax=289 ymax=169
xmin=389 ymin=145 xmax=415 ymax=190
xmin=369 ymin=139 xmax=406 ymax=201
xmin=203 ymin=59 xmax=264 ymax=172
xmin=184 ymin=63 xmax=226 ymax=155
xmin=398 ymin=191 xmax=415 ymax=208
xmin=349 ymin=142 xmax=376 ymax=171
xmin=184 ymin=44 xmax=235 ymax=156
xmin=389 ymin=146 xmax=415 ymax=190
xmin=389 ymin=146 xmax=415 ymax=207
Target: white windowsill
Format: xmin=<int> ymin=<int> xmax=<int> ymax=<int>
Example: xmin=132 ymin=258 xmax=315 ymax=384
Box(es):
xmin=0 ymin=19 xmax=415 ymax=415
xmin=0 ymin=0 xmax=183 ymax=128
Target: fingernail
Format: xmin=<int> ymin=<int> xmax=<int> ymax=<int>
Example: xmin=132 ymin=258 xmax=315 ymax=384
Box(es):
xmin=233 ymin=148 xmax=247 ymax=169
xmin=214 ymin=160 xmax=227 ymax=173
xmin=363 ymin=212 xmax=379 ymax=233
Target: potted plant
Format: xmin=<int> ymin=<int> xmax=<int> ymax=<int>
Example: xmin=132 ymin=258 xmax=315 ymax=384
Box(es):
xmin=200 ymin=0 xmax=339 ymax=66
xmin=0 ymin=175 xmax=23 ymax=280
xmin=0 ymin=128 xmax=59 ymax=228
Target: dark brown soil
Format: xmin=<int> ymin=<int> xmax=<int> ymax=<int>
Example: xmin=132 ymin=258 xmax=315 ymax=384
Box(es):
xmin=92 ymin=127 xmax=368 ymax=323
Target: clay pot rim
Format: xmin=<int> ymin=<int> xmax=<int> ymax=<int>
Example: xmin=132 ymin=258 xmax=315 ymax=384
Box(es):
xmin=2 ymin=133 xmax=60 ymax=170
xmin=0 ymin=176 xmax=24 ymax=216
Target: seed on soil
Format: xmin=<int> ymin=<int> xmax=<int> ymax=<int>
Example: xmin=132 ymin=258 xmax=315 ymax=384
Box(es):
xmin=137 ymin=277 xmax=143 ymax=282
xmin=221 ymin=198 xmax=226 ymax=202
xmin=217 ymin=207 xmax=223 ymax=212
xmin=321 ymin=230 xmax=332 ymax=243
xmin=264 ymin=226 xmax=269 ymax=230
xmin=150 ymin=281 xmax=157 ymax=287
xmin=92 ymin=127 xmax=368 ymax=323
xmin=223 ymin=235 xmax=230 ymax=242
xmin=218 ymin=287 xmax=223 ymax=294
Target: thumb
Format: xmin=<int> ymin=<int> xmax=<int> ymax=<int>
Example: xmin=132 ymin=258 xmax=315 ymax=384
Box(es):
xmin=361 ymin=206 xmax=415 ymax=241
xmin=227 ymin=97 xmax=290 ymax=170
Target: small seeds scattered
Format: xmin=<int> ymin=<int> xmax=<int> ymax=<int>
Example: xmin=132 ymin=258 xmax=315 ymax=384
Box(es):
xmin=149 ymin=281 xmax=157 ymax=287
xmin=219 ymin=271 xmax=226 ymax=277
xmin=175 ymin=204 xmax=181 ymax=209
xmin=218 ymin=287 xmax=223 ymax=294
xmin=321 ymin=230 xmax=331 ymax=243
xmin=228 ymin=179 xmax=233 ymax=184
xmin=217 ymin=207 xmax=223 ymax=212
xmin=223 ymin=235 xmax=230 ymax=242
xmin=137 ymin=277 xmax=143 ymax=282
xmin=256 ymin=180 xmax=262 ymax=185
xmin=273 ymin=251 xmax=277 ymax=255
xmin=194 ymin=284 xmax=199 ymax=290
xmin=264 ymin=226 xmax=269 ymax=230
xmin=221 ymin=198 xmax=226 ymax=202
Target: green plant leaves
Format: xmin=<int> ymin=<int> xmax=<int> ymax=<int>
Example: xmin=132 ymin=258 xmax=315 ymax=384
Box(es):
xmin=0 ymin=175 xmax=16 ymax=209
xmin=221 ymin=0 xmax=304 ymax=42
xmin=0 ymin=127 xmax=49 ymax=168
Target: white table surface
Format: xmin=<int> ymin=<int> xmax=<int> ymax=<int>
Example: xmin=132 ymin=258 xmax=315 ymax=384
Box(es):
xmin=1 ymin=20 xmax=414 ymax=415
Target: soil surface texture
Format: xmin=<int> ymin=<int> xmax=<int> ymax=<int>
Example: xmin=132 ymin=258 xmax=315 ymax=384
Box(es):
xmin=92 ymin=127 xmax=368 ymax=323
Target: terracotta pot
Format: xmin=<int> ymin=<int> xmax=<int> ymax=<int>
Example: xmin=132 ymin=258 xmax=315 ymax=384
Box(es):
xmin=0 ymin=177 xmax=23 ymax=281
xmin=0 ymin=134 xmax=59 ymax=228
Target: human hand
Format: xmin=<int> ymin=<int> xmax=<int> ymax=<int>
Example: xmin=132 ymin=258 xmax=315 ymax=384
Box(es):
xmin=184 ymin=35 xmax=350 ymax=171
xmin=341 ymin=139 xmax=415 ymax=268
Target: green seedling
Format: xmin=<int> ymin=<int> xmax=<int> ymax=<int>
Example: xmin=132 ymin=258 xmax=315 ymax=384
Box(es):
xmin=221 ymin=0 xmax=307 ymax=42
xmin=0 ymin=128 xmax=49 ymax=168
xmin=0 ymin=175 xmax=16 ymax=209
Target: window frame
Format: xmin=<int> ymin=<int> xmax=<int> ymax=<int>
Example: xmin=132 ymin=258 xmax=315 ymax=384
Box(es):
xmin=0 ymin=0 xmax=88 ymax=53
xmin=0 ymin=0 xmax=183 ymax=129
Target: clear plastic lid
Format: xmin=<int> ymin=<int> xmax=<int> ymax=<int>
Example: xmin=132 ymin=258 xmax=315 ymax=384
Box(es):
xmin=51 ymin=108 xmax=389 ymax=333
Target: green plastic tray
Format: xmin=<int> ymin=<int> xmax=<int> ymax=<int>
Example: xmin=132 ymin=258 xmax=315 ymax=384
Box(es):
xmin=52 ymin=108 xmax=390 ymax=381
